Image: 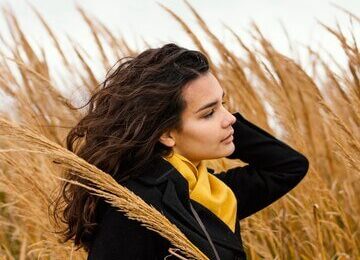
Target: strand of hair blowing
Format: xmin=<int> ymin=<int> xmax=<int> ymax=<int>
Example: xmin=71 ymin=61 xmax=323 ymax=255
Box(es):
xmin=51 ymin=43 xmax=210 ymax=251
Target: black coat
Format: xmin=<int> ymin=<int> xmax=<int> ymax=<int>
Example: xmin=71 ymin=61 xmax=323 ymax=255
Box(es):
xmin=88 ymin=112 xmax=309 ymax=259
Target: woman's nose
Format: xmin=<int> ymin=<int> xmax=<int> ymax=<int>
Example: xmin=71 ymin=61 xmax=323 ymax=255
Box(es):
xmin=229 ymin=113 xmax=236 ymax=125
xmin=226 ymin=110 xmax=236 ymax=125
xmin=223 ymin=111 xmax=236 ymax=127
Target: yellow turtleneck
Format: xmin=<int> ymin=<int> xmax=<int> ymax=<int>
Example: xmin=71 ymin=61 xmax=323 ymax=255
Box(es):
xmin=162 ymin=152 xmax=237 ymax=232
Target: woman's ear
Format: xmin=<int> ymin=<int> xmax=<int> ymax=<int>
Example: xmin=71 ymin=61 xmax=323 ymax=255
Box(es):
xmin=159 ymin=130 xmax=176 ymax=148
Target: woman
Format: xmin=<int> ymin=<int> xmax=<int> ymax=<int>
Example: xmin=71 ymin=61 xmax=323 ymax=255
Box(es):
xmin=53 ymin=43 xmax=309 ymax=259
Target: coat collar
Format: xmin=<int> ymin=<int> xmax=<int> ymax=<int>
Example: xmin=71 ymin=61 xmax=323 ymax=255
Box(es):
xmin=132 ymin=157 xmax=244 ymax=253
xmin=133 ymin=156 xmax=215 ymax=185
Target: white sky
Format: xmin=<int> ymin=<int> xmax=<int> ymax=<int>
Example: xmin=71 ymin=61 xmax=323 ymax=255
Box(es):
xmin=1 ymin=1 xmax=358 ymax=56
xmin=0 ymin=0 xmax=358 ymax=131
xmin=0 ymin=0 xmax=358 ymax=73
xmin=0 ymin=0 xmax=358 ymax=90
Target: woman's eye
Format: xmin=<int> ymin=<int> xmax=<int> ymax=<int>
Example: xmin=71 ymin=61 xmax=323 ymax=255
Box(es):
xmin=203 ymin=102 xmax=227 ymax=119
xmin=204 ymin=110 xmax=215 ymax=118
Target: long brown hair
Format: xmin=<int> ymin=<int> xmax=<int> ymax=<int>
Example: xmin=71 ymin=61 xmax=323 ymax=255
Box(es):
xmin=51 ymin=43 xmax=210 ymax=251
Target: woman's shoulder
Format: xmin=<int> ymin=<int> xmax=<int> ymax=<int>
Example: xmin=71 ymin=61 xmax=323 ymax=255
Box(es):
xmin=94 ymin=200 xmax=150 ymax=240
xmin=89 ymin=199 xmax=172 ymax=259
xmin=97 ymin=177 xmax=165 ymax=222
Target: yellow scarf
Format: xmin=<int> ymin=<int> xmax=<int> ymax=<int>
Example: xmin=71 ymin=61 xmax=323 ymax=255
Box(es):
xmin=162 ymin=152 xmax=237 ymax=232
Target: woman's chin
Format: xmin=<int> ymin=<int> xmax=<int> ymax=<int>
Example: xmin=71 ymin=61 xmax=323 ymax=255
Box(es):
xmin=222 ymin=141 xmax=235 ymax=155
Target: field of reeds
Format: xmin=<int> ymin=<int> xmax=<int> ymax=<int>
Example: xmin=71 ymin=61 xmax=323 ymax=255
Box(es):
xmin=0 ymin=1 xmax=359 ymax=259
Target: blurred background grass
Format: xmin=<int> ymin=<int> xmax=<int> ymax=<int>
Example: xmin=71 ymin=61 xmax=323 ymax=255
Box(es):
xmin=0 ymin=1 xmax=359 ymax=259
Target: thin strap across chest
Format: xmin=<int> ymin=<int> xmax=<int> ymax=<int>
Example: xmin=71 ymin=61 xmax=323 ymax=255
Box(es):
xmin=189 ymin=201 xmax=221 ymax=260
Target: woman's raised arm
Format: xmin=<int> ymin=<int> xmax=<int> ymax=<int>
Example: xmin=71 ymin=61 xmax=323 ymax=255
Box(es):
xmin=215 ymin=112 xmax=309 ymax=220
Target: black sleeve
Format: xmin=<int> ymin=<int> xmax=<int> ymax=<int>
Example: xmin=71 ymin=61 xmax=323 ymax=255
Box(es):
xmin=88 ymin=205 xmax=171 ymax=260
xmin=215 ymin=112 xmax=309 ymax=220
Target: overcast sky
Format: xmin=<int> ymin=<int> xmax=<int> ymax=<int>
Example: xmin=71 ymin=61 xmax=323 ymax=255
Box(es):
xmin=0 ymin=0 xmax=358 ymax=79
xmin=0 ymin=0 xmax=358 ymax=129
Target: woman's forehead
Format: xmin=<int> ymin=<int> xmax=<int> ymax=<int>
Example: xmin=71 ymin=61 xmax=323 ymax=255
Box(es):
xmin=182 ymin=73 xmax=223 ymax=114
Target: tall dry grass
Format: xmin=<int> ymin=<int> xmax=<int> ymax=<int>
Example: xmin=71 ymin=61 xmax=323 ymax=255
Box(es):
xmin=0 ymin=0 xmax=359 ymax=259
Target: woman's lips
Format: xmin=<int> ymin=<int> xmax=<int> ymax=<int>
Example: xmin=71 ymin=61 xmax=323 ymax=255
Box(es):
xmin=222 ymin=134 xmax=233 ymax=143
xmin=221 ymin=131 xmax=234 ymax=142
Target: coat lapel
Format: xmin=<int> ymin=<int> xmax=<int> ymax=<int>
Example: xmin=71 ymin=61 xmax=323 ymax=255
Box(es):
xmin=133 ymin=157 xmax=244 ymax=253
xmin=132 ymin=157 xmax=205 ymax=236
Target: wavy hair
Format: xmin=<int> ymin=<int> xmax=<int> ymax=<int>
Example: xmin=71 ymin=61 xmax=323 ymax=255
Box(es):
xmin=51 ymin=43 xmax=210 ymax=251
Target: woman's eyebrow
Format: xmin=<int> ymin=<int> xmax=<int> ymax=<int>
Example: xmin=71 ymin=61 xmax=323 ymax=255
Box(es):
xmin=194 ymin=91 xmax=225 ymax=114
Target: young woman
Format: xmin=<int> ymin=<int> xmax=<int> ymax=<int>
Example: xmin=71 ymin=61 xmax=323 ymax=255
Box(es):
xmin=53 ymin=43 xmax=309 ymax=259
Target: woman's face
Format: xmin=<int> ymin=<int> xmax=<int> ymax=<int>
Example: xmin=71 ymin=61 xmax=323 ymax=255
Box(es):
xmin=160 ymin=72 xmax=236 ymax=167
